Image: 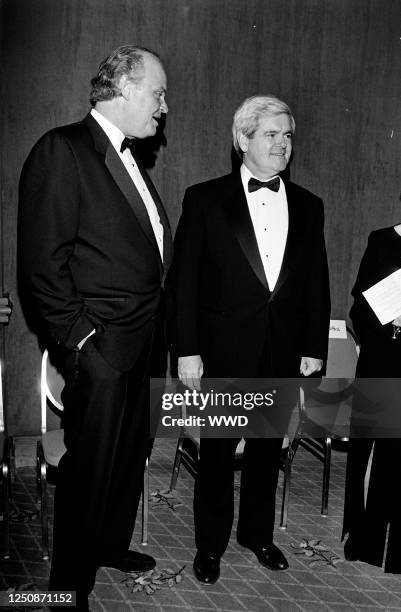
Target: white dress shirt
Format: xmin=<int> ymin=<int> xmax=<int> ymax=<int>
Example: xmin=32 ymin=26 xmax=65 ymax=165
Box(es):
xmin=90 ymin=108 xmax=164 ymax=260
xmin=240 ymin=163 xmax=288 ymax=291
xmin=77 ymin=109 xmax=165 ymax=350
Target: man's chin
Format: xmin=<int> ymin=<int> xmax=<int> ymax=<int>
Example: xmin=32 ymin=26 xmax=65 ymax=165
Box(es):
xmin=147 ymin=122 xmax=158 ymax=137
xmin=275 ymin=159 xmax=288 ymax=172
xmin=136 ymin=127 xmax=157 ymax=140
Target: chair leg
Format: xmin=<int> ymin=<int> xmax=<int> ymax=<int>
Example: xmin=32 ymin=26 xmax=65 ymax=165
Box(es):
xmin=141 ymin=458 xmax=149 ymax=546
xmin=7 ymin=437 xmax=15 ymax=500
xmin=2 ymin=460 xmax=10 ymax=559
xmin=321 ymin=437 xmax=331 ymax=516
xmin=169 ymin=437 xmax=184 ymax=491
xmin=36 ymin=441 xmax=41 ymax=504
xmin=279 ymin=437 xmax=299 ymax=530
xmin=280 ymin=451 xmax=291 ymax=530
xmin=290 ymin=436 xmax=300 ymax=458
xmin=37 ymin=443 xmax=49 ymax=560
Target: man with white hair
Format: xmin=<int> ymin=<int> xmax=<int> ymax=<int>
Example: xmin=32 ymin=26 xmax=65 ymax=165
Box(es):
xmin=171 ymin=95 xmax=330 ymax=583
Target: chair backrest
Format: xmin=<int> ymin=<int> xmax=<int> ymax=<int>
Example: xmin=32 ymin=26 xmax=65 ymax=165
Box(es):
xmin=300 ymin=327 xmax=359 ymax=437
xmin=40 ymin=349 xmax=65 ymax=434
xmin=319 ymin=328 xmax=359 ymax=393
xmin=326 ymin=328 xmax=359 ymax=377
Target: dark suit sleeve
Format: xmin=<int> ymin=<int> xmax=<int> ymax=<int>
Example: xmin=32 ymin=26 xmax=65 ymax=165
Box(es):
xmin=350 ymin=232 xmax=394 ymax=344
xmin=301 ymin=198 xmax=331 ymax=360
xmin=170 ymin=187 xmax=204 ymax=357
xmin=18 ymin=131 xmax=95 ymax=349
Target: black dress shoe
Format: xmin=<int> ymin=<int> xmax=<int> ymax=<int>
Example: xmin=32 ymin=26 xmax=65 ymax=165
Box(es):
xmin=97 ymin=550 xmax=156 ymax=572
xmin=238 ymin=540 xmax=289 ymax=570
xmin=193 ymin=551 xmax=220 ymax=584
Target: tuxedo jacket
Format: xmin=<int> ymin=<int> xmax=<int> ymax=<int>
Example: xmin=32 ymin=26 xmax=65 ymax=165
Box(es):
xmin=18 ymin=114 xmax=172 ymax=372
xmin=171 ymin=171 xmax=330 ymax=377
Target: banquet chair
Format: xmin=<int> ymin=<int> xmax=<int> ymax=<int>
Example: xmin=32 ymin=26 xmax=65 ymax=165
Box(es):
xmin=1 ymin=358 xmax=14 ymax=559
xmin=281 ymin=326 xmax=359 ymax=524
xmin=37 ymin=349 xmax=65 ymax=559
xmin=38 ymin=349 xmax=149 ymax=560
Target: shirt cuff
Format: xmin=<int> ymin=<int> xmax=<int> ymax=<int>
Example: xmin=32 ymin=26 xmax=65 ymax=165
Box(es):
xmin=76 ymin=328 xmax=96 ymax=350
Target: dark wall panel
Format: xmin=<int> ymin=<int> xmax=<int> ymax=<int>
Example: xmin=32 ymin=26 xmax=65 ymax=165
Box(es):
xmin=1 ymin=0 xmax=401 ymax=433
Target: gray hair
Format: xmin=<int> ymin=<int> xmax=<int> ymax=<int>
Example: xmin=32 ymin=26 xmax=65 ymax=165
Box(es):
xmin=89 ymin=45 xmax=161 ymax=106
xmin=232 ymin=95 xmax=295 ymax=157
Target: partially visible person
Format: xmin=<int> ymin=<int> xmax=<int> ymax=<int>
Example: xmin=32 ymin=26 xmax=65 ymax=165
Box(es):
xmin=343 ymin=225 xmax=401 ymax=573
xmin=18 ymin=45 xmax=172 ymax=609
xmin=170 ymin=95 xmax=331 ymax=584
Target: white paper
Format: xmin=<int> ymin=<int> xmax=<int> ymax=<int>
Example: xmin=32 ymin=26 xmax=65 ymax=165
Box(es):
xmin=362 ymin=269 xmax=401 ymax=325
xmin=329 ymin=319 xmax=347 ymax=339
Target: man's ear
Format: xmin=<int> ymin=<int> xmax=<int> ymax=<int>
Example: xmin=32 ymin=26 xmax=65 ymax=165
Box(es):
xmin=238 ymin=132 xmax=249 ymax=154
xmin=119 ymin=75 xmax=133 ymax=101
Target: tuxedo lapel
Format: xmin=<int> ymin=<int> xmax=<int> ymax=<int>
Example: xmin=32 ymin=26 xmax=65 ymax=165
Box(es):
xmin=270 ymin=181 xmax=304 ymax=299
xmin=105 ymin=145 xmax=160 ymax=254
xmin=222 ymin=173 xmax=269 ymax=292
xmin=84 ymin=113 xmax=161 ymax=259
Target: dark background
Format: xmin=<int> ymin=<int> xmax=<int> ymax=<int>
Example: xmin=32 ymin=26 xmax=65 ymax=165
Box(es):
xmin=1 ymin=0 xmax=400 ymax=434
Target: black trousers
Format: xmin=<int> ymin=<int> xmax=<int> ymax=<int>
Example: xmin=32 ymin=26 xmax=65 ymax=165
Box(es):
xmin=194 ymin=436 xmax=284 ymax=557
xmin=49 ymin=333 xmax=153 ymax=596
xmin=194 ymin=338 xmax=297 ymax=558
xmin=343 ymin=438 xmax=401 ymax=573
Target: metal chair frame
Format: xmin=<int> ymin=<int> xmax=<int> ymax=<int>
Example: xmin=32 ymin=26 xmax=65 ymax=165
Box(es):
xmin=37 ymin=349 xmax=64 ymax=559
xmin=281 ymin=327 xmax=359 ymax=524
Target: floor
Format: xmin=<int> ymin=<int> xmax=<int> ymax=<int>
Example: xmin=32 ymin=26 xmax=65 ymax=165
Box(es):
xmin=1 ymin=437 xmax=401 ymax=611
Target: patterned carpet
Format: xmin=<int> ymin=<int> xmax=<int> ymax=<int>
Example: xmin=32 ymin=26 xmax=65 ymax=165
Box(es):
xmin=1 ymin=438 xmax=401 ymax=611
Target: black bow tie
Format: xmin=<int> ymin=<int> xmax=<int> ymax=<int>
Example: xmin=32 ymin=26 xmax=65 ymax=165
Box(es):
xmin=248 ymin=176 xmax=280 ymax=193
xmin=120 ymin=137 xmax=136 ymax=154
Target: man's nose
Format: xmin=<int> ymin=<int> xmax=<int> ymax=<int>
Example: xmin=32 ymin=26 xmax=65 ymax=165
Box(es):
xmin=275 ymin=135 xmax=286 ymax=148
xmin=160 ymin=99 xmax=168 ymax=114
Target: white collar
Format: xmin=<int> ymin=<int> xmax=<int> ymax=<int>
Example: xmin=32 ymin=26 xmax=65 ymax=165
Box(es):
xmin=90 ymin=108 xmax=126 ymax=153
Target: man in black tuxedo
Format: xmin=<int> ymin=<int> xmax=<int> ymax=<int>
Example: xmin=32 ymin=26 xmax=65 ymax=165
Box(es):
xmin=18 ymin=46 xmax=172 ymax=608
xmin=171 ymin=95 xmax=330 ymax=583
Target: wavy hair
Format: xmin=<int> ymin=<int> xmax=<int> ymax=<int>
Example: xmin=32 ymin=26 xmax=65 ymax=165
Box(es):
xmin=89 ymin=45 xmax=161 ymax=106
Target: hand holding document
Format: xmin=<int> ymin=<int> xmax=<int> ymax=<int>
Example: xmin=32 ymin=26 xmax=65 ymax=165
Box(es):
xmin=362 ymin=269 xmax=401 ymax=325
